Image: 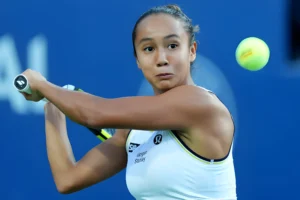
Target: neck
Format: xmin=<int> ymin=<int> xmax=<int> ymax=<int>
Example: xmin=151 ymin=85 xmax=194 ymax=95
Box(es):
xmin=153 ymin=76 xmax=195 ymax=95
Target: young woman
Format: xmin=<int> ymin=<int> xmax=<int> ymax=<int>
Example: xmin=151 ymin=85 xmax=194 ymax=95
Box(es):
xmin=20 ymin=4 xmax=237 ymax=200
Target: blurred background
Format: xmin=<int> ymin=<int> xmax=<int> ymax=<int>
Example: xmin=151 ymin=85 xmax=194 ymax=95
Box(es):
xmin=0 ymin=0 xmax=299 ymax=199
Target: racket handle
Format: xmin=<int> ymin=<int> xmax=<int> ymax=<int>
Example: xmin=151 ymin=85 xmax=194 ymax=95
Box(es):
xmin=13 ymin=74 xmax=49 ymax=102
xmin=14 ymin=74 xmax=32 ymax=94
xmin=13 ymin=74 xmax=76 ymax=102
xmin=13 ymin=74 xmax=112 ymax=141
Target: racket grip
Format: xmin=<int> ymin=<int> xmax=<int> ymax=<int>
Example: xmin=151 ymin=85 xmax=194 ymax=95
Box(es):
xmin=13 ymin=74 xmax=77 ymax=102
xmin=14 ymin=74 xmax=112 ymax=141
xmin=13 ymin=74 xmax=49 ymax=102
xmin=14 ymin=74 xmax=32 ymax=94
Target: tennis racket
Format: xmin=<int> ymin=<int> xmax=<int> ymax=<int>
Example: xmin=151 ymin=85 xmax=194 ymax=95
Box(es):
xmin=13 ymin=74 xmax=112 ymax=142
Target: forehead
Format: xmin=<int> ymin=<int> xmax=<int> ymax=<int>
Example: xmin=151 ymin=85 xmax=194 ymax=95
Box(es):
xmin=135 ymin=14 xmax=186 ymax=40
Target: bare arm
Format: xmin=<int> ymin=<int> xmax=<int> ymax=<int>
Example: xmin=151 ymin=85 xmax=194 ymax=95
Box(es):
xmin=40 ymin=82 xmax=219 ymax=131
xmin=45 ymin=103 xmax=128 ymax=194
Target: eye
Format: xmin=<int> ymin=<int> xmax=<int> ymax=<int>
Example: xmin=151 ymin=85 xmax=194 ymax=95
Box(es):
xmin=168 ymin=44 xmax=178 ymax=49
xmin=144 ymin=47 xmax=154 ymax=52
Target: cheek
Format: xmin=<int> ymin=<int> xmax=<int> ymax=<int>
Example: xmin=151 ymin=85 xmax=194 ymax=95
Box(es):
xmin=137 ymin=57 xmax=154 ymax=77
xmin=139 ymin=60 xmax=152 ymax=72
xmin=173 ymin=49 xmax=190 ymax=72
xmin=137 ymin=54 xmax=149 ymax=68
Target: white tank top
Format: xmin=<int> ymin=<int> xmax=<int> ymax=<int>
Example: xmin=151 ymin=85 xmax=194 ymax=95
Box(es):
xmin=125 ymin=129 xmax=237 ymax=200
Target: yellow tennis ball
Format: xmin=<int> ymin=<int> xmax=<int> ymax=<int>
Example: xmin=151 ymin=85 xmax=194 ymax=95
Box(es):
xmin=235 ymin=37 xmax=270 ymax=71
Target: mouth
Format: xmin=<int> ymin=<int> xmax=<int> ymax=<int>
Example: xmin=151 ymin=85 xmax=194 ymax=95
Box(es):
xmin=156 ymin=73 xmax=174 ymax=79
xmin=156 ymin=73 xmax=173 ymax=76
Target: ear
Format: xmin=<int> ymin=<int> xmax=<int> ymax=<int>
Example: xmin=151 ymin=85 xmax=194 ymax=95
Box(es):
xmin=136 ymin=58 xmax=142 ymax=69
xmin=189 ymin=41 xmax=197 ymax=63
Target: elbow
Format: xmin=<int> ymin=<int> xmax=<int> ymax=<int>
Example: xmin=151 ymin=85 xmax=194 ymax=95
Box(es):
xmin=57 ymin=185 xmax=72 ymax=194
xmin=54 ymin=175 xmax=78 ymax=194
xmin=56 ymin=182 xmax=76 ymax=194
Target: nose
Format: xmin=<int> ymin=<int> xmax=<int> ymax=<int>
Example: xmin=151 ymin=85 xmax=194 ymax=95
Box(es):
xmin=156 ymin=49 xmax=169 ymax=67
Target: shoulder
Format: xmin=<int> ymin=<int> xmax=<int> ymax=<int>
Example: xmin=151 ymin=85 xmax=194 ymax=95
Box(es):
xmin=162 ymin=85 xmax=225 ymax=114
xmin=174 ymin=85 xmax=232 ymax=125
xmin=161 ymin=85 xmax=217 ymax=107
xmin=193 ymin=87 xmax=234 ymax=136
xmin=161 ymin=84 xmax=209 ymax=96
xmin=164 ymin=85 xmax=231 ymax=127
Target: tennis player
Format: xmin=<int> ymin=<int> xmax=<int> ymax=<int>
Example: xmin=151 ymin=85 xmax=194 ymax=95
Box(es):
xmin=20 ymin=4 xmax=237 ymax=200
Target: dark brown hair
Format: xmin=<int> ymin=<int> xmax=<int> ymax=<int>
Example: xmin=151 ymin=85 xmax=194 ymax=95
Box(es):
xmin=132 ymin=4 xmax=200 ymax=58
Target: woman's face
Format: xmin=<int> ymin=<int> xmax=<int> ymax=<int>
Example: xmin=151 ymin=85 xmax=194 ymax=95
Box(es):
xmin=134 ymin=14 xmax=197 ymax=93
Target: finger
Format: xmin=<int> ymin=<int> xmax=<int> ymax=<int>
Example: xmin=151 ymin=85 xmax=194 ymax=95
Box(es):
xmin=20 ymin=92 xmax=31 ymax=100
xmin=21 ymin=69 xmax=32 ymax=79
xmin=21 ymin=69 xmax=28 ymax=76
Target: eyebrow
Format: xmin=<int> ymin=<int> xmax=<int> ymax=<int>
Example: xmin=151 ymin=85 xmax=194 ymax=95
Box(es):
xmin=138 ymin=34 xmax=180 ymax=45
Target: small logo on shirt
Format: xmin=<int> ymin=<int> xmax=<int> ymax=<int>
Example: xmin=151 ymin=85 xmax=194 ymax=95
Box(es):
xmin=153 ymin=134 xmax=162 ymax=145
xmin=128 ymin=143 xmax=140 ymax=153
xmin=135 ymin=151 xmax=147 ymax=164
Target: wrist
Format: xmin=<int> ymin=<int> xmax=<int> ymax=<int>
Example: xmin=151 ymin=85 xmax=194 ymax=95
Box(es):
xmin=36 ymin=79 xmax=50 ymax=96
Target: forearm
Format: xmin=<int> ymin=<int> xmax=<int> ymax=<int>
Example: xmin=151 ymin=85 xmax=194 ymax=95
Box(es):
xmin=45 ymin=110 xmax=76 ymax=184
xmin=39 ymin=81 xmax=104 ymax=127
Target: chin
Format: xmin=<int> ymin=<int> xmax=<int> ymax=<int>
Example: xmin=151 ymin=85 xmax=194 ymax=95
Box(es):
xmin=156 ymin=81 xmax=175 ymax=91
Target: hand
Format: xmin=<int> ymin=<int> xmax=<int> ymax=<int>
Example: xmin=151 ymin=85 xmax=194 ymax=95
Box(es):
xmin=20 ymin=69 xmax=47 ymax=102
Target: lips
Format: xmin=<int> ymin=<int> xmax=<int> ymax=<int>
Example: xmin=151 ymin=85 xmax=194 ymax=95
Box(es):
xmin=156 ymin=73 xmax=173 ymax=76
xmin=156 ymin=73 xmax=174 ymax=79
